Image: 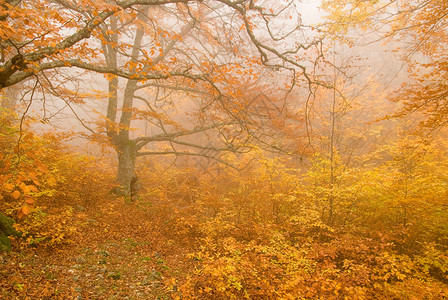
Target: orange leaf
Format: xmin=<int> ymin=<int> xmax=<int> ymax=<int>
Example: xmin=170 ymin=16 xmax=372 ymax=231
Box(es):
xmin=11 ymin=190 xmax=21 ymax=199
xmin=21 ymin=205 xmax=30 ymax=216
xmin=20 ymin=184 xmax=31 ymax=194
xmin=3 ymin=183 xmax=14 ymax=192
xmin=25 ymin=197 xmax=35 ymax=204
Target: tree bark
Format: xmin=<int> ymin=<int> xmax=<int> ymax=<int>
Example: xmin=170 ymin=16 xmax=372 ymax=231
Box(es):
xmin=115 ymin=139 xmax=138 ymax=201
xmin=103 ymin=8 xmax=147 ymax=201
xmin=1 ymin=85 xmax=18 ymax=111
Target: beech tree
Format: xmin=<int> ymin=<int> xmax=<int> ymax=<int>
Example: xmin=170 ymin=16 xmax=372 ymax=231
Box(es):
xmin=0 ymin=0 xmax=326 ymax=198
xmin=322 ymin=0 xmax=448 ymax=132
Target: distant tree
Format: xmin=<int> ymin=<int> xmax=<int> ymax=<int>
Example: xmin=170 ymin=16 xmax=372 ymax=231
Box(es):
xmin=322 ymin=0 xmax=448 ymax=132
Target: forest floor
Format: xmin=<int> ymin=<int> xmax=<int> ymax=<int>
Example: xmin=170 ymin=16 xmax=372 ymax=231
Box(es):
xmin=0 ymin=196 xmax=189 ymax=299
xmin=1 ymin=192 xmax=448 ymax=299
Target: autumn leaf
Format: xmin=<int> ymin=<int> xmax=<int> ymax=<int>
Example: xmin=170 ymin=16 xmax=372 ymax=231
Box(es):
xmin=3 ymin=182 xmax=14 ymax=192
xmin=11 ymin=190 xmax=21 ymax=200
xmin=20 ymin=183 xmax=31 ymax=194
xmin=21 ymin=205 xmax=31 ymax=216
xmin=24 ymin=197 xmax=35 ymax=205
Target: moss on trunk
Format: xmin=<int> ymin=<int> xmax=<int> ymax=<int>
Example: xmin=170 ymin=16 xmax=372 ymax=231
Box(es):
xmin=0 ymin=213 xmax=21 ymax=252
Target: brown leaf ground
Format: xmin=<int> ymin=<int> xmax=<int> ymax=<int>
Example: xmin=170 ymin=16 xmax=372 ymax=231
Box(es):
xmin=0 ymin=196 xmax=193 ymax=299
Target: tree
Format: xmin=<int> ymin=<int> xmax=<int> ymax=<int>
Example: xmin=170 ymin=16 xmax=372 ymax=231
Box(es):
xmin=322 ymin=0 xmax=448 ymax=132
xmin=0 ymin=0 xmax=327 ymax=199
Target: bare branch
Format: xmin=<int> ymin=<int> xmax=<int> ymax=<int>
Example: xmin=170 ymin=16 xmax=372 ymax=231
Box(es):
xmin=134 ymin=122 xmax=237 ymax=149
xmin=136 ymin=150 xmax=239 ymax=169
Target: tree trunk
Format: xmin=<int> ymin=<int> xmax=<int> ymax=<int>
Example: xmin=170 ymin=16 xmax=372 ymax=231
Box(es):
xmin=1 ymin=85 xmax=18 ymax=111
xmin=103 ymin=10 xmax=146 ymax=203
xmin=115 ymin=140 xmax=138 ymax=202
xmin=1 ymin=85 xmax=19 ymax=124
xmin=0 ymin=212 xmax=20 ymax=252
